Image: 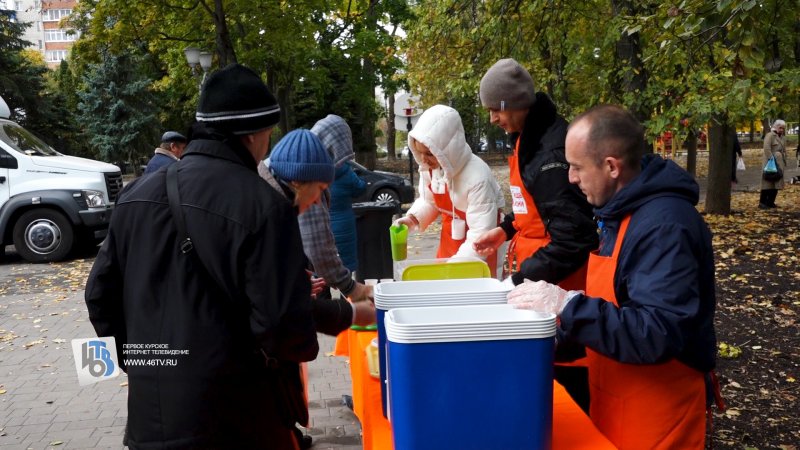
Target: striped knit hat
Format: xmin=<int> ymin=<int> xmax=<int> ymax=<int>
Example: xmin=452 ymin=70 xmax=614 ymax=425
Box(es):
xmin=196 ymin=64 xmax=281 ymax=135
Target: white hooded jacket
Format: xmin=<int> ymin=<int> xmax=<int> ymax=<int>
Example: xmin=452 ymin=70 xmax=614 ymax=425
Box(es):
xmin=407 ymin=104 xmax=505 ymax=261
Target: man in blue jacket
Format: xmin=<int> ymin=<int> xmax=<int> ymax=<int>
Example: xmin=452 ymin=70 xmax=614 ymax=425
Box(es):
xmin=507 ymin=105 xmax=716 ymax=449
xmin=143 ymin=131 xmax=187 ymax=175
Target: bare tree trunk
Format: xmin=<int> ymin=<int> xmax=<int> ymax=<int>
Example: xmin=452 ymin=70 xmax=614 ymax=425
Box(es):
xmin=387 ymin=94 xmax=396 ymax=160
xmin=266 ymin=66 xmax=291 ymax=134
xmin=611 ymin=0 xmax=648 ymax=125
xmin=705 ymin=117 xmax=733 ymax=215
xmin=795 ymin=19 xmax=800 ymax=130
xmin=210 ymin=0 xmax=237 ymax=66
xmin=686 ymin=129 xmax=698 ymax=177
xmin=354 ymin=1 xmax=379 ymax=170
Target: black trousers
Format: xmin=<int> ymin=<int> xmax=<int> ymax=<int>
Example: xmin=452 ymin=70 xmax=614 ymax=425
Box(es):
xmin=759 ymin=189 xmax=778 ymax=207
xmin=554 ymin=365 xmax=590 ymax=414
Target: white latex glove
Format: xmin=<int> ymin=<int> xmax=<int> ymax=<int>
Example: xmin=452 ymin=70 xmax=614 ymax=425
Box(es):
xmin=501 ymin=276 xmax=516 ymax=288
xmin=347 ymin=282 xmax=374 ymax=303
xmin=506 ymin=279 xmax=583 ymax=315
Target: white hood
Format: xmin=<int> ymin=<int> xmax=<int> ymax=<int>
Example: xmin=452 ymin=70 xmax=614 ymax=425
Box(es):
xmin=408 ymin=104 xmax=472 ymax=180
xmin=30 ymin=155 xmax=120 ymax=173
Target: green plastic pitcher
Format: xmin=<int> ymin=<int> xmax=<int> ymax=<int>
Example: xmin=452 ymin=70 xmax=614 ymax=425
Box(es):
xmin=389 ymin=224 xmax=408 ymax=261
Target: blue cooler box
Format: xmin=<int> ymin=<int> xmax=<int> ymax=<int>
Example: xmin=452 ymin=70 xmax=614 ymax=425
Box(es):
xmin=374 ymin=279 xmax=510 ymax=418
xmin=385 ymin=305 xmax=555 ymax=450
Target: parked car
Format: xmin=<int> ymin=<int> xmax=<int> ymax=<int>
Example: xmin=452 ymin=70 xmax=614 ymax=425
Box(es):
xmin=479 ymin=140 xmax=511 ymax=152
xmin=350 ymin=161 xmax=415 ymax=205
xmin=0 ymin=95 xmax=121 ymax=262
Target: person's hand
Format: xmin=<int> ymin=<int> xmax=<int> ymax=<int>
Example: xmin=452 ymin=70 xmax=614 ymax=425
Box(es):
xmin=352 ymin=301 xmax=376 ymax=326
xmin=394 ymin=215 xmax=419 ymax=232
xmin=506 ymin=279 xmax=583 ymax=315
xmin=347 ymin=282 xmax=374 ymax=303
xmin=310 ymin=276 xmax=326 ymax=298
xmin=306 ymin=270 xmax=327 ymax=298
xmin=473 ymin=227 xmax=506 ymax=256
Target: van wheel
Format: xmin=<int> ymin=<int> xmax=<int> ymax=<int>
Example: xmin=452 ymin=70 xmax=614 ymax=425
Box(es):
xmin=13 ymin=209 xmax=74 ymax=263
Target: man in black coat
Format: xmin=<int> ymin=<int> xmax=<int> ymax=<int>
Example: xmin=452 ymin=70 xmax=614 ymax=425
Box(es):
xmin=85 ymin=64 xmax=318 ymax=449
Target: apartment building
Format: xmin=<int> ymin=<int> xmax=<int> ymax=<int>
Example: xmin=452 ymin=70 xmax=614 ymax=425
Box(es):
xmin=2 ymin=0 xmax=79 ymax=67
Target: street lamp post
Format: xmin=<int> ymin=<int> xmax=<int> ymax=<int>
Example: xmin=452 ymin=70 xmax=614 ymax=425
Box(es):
xmin=393 ymin=94 xmax=422 ymax=187
xmin=405 ymin=107 xmax=415 ymax=186
xmin=183 ymin=47 xmax=213 ymax=90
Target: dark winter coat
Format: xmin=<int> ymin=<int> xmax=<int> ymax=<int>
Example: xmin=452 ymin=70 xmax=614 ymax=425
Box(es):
xmin=329 ymin=163 xmax=366 ymax=272
xmin=761 ymin=130 xmax=786 ymax=190
xmin=559 ymin=154 xmax=717 ymax=373
xmin=85 ymin=133 xmax=318 ymax=449
xmin=501 ymin=93 xmax=598 ymax=285
xmin=259 ymin=161 xmax=355 ymax=337
xmin=142 ymin=149 xmax=178 ymax=175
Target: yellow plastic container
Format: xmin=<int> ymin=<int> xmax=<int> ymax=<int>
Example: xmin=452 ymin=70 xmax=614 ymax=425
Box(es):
xmin=366 ymin=338 xmax=380 ymax=379
xmin=400 ymin=260 xmax=491 ymax=281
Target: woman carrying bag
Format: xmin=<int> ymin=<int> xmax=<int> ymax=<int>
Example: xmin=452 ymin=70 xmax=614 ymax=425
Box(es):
xmin=759 ymin=119 xmax=787 ymax=209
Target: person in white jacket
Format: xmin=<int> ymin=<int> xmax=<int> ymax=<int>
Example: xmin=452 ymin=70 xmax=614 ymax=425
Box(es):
xmin=395 ymin=104 xmax=505 ymax=277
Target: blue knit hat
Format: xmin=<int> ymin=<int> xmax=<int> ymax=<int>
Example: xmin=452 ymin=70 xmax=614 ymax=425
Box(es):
xmin=269 ymin=129 xmax=335 ymax=183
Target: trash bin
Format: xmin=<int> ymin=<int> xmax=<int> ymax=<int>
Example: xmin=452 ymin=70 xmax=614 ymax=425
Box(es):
xmin=353 ymin=201 xmax=399 ymax=282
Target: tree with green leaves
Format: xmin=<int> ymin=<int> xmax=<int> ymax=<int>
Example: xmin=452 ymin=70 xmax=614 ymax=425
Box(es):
xmin=402 ymin=0 xmax=799 ymax=215
xmin=0 ymin=12 xmax=76 ymax=152
xmin=76 ymin=49 xmax=159 ymax=164
xmin=65 ymin=0 xmax=415 ymax=169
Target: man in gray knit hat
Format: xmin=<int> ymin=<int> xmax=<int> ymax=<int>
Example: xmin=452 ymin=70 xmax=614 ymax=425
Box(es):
xmin=473 ymin=58 xmax=598 ymax=412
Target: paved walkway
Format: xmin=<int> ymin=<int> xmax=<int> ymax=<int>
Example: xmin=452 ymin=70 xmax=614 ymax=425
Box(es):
xmin=0 ymin=153 xmax=796 ymax=449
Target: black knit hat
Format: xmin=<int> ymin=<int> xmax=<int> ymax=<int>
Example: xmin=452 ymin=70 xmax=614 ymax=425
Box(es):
xmin=196 ymin=64 xmax=281 ymax=135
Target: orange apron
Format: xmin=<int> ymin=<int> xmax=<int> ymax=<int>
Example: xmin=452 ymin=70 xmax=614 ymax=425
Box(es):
xmin=503 ymin=140 xmax=586 ymax=290
xmin=429 ymin=176 xmax=497 ymax=273
xmin=506 ymin=139 xmax=588 ymax=369
xmin=585 ymin=216 xmax=706 ymax=449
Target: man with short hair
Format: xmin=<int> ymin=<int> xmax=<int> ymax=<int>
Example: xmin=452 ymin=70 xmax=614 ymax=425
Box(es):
xmin=143 ymin=131 xmax=188 ymax=175
xmin=86 ymin=63 xmax=317 ymax=449
xmin=507 ymin=104 xmax=717 ymax=449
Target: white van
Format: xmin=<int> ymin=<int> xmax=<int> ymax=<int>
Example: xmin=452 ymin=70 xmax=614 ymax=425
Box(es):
xmin=0 ymin=95 xmax=121 ymax=262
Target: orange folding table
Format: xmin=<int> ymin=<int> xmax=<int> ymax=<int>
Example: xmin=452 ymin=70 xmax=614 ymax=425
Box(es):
xmin=337 ymin=329 xmax=616 ymax=450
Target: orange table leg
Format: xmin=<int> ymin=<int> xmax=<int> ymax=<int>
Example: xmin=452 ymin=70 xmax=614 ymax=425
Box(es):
xmin=349 ymin=330 xmax=393 ymax=450
xmin=333 ymin=328 xmax=350 ymax=357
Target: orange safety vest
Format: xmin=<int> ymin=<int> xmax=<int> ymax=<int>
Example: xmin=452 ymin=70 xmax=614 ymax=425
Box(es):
xmin=429 ymin=176 xmax=497 ymax=272
xmin=585 ymin=215 xmax=706 ymax=449
xmin=504 ymin=139 xmax=585 ymax=290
